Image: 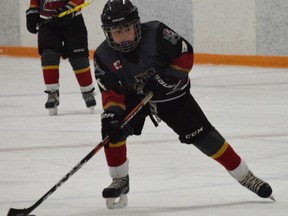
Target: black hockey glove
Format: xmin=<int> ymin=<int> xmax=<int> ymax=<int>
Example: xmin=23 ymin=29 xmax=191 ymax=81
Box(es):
xmin=143 ymin=72 xmax=181 ymax=98
xmin=101 ymin=112 xmax=134 ymax=143
xmin=53 ymin=4 xmax=76 ymax=23
xmin=26 ymin=8 xmax=41 ymax=34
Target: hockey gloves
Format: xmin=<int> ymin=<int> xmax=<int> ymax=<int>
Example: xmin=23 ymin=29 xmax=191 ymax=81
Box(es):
xmin=26 ymin=8 xmax=41 ymax=34
xmin=101 ymin=112 xmax=134 ymax=143
xmin=144 ymin=72 xmax=181 ymax=98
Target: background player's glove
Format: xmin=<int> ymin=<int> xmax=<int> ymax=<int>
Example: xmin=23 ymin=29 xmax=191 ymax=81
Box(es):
xmin=26 ymin=8 xmax=40 ymax=34
xmin=53 ymin=4 xmax=76 ymax=23
xmin=101 ymin=112 xmax=133 ymax=143
xmin=144 ymin=72 xmax=181 ymax=98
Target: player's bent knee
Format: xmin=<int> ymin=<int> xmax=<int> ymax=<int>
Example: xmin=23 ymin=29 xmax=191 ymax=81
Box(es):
xmin=179 ymin=126 xmax=212 ymax=144
xmin=180 ymin=128 xmax=226 ymax=157
xmin=41 ymin=49 xmax=60 ymax=66
xmin=69 ymin=56 xmax=90 ymax=70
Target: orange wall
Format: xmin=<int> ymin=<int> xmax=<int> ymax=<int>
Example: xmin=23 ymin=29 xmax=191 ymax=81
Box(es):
xmin=1 ymin=46 xmax=288 ymax=68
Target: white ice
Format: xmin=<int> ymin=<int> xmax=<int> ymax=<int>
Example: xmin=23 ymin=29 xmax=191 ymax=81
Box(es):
xmin=0 ymin=56 xmax=287 ymax=216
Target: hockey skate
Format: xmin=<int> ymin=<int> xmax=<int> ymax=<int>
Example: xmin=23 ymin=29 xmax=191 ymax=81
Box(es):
xmin=102 ymin=175 xmax=129 ymax=209
xmin=82 ymin=88 xmax=96 ymax=113
xmin=239 ymin=171 xmax=275 ymax=201
xmin=44 ymin=90 xmax=59 ymax=116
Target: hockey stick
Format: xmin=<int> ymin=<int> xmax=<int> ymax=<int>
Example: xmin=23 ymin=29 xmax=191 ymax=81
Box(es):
xmin=7 ymin=92 xmax=154 ymax=216
xmin=58 ymin=0 xmax=93 ymax=18
xmin=38 ymin=0 xmax=94 ymax=28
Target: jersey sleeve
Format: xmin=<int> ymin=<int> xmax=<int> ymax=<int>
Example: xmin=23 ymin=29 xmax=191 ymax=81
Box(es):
xmin=93 ymin=51 xmax=126 ymax=116
xmin=29 ymin=0 xmax=39 ymax=8
xmin=68 ymin=0 xmax=85 ymax=7
xmin=156 ymin=22 xmax=194 ymax=79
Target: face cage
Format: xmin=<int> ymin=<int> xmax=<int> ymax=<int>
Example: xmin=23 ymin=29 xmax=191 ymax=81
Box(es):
xmin=103 ymin=19 xmax=141 ymax=53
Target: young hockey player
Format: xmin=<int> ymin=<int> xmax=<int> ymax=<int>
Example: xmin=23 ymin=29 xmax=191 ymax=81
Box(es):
xmin=25 ymin=0 xmax=96 ymax=115
xmin=93 ymin=0 xmax=274 ymax=209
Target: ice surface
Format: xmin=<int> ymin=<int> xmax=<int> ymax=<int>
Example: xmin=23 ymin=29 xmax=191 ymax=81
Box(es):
xmin=0 ymin=56 xmax=287 ymax=216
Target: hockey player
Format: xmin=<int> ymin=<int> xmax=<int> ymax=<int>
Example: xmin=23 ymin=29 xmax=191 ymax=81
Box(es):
xmin=94 ymin=0 xmax=274 ymax=209
xmin=25 ymin=0 xmax=96 ymax=115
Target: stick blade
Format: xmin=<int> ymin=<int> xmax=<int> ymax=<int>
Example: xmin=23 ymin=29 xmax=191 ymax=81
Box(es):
xmin=7 ymin=208 xmax=33 ymax=216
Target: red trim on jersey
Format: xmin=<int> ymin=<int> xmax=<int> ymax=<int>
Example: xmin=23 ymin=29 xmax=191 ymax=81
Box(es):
xmin=29 ymin=0 xmax=85 ymax=9
xmin=102 ymin=90 xmax=126 ymax=111
xmin=30 ymin=0 xmax=39 ymax=8
xmin=171 ymin=53 xmax=194 ymax=72
xmin=214 ymin=145 xmax=241 ymax=171
xmin=70 ymin=0 xmax=85 ymax=5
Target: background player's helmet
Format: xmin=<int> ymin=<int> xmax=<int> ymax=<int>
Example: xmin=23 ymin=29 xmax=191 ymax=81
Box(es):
xmin=101 ymin=0 xmax=141 ymax=52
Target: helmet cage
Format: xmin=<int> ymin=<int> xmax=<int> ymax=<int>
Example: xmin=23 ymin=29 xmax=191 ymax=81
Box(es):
xmin=102 ymin=19 xmax=141 ymax=53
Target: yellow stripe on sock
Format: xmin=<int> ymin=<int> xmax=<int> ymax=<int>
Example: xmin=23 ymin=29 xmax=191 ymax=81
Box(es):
xmin=74 ymin=67 xmax=90 ymax=74
xmin=211 ymin=141 xmax=229 ymax=159
xmin=108 ymin=140 xmax=126 ymax=148
xmin=42 ymin=65 xmax=59 ymax=70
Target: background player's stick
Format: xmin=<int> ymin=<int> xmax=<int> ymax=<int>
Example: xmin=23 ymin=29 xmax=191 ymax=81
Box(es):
xmin=38 ymin=0 xmax=94 ymax=28
xmin=7 ymin=92 xmax=154 ymax=216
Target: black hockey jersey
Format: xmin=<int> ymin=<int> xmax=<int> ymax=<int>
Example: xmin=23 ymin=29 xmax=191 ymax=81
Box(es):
xmin=94 ymin=21 xmax=194 ymax=113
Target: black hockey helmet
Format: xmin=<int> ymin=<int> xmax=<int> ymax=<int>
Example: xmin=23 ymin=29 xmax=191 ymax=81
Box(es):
xmin=101 ymin=0 xmax=141 ymax=52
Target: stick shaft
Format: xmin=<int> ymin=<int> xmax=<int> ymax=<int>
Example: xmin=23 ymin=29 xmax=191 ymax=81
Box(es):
xmin=58 ymin=1 xmax=92 ymax=17
xmin=38 ymin=0 xmax=94 ymax=28
xmin=7 ymin=92 xmax=153 ymax=216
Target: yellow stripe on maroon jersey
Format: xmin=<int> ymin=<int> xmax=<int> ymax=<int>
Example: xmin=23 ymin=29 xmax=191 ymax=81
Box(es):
xmin=170 ymin=64 xmax=191 ymax=72
xmin=211 ymin=141 xmax=229 ymax=159
xmin=103 ymin=101 xmax=126 ymax=111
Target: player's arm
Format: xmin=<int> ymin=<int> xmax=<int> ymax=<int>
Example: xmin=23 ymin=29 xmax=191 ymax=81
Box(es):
xmin=156 ymin=22 xmax=194 ymax=80
xmin=94 ymin=52 xmax=131 ymax=143
xmin=29 ymin=0 xmax=39 ymax=8
xmin=69 ymin=0 xmax=85 ymax=6
xmin=26 ymin=0 xmax=40 ymax=34
xmin=143 ymin=22 xmax=193 ymax=97
xmin=93 ymin=52 xmax=126 ymax=115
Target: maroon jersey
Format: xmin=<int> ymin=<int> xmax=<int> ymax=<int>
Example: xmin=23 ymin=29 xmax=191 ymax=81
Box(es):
xmin=29 ymin=0 xmax=84 ymax=18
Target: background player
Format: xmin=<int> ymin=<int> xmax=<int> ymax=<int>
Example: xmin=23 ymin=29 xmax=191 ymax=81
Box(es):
xmin=26 ymin=0 xmax=96 ymax=115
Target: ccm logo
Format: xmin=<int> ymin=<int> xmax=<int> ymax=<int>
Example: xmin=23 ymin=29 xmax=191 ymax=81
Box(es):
xmin=185 ymin=127 xmax=203 ymax=139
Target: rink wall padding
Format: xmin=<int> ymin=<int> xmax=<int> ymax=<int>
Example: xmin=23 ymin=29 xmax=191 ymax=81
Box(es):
xmin=1 ymin=46 xmax=288 ymax=68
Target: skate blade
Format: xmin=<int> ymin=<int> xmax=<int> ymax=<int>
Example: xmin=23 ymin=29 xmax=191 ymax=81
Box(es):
xmin=269 ymin=195 xmax=276 ymax=202
xmin=106 ymin=194 xmax=128 ymax=209
xmin=48 ymin=107 xmax=58 ymax=116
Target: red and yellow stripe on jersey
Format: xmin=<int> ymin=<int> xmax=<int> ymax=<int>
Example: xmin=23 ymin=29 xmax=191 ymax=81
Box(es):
xmin=165 ymin=52 xmax=194 ymax=80
xmin=101 ymin=90 xmax=126 ymax=113
xmin=29 ymin=0 xmax=85 ymax=8
xmin=171 ymin=52 xmax=194 ymax=73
